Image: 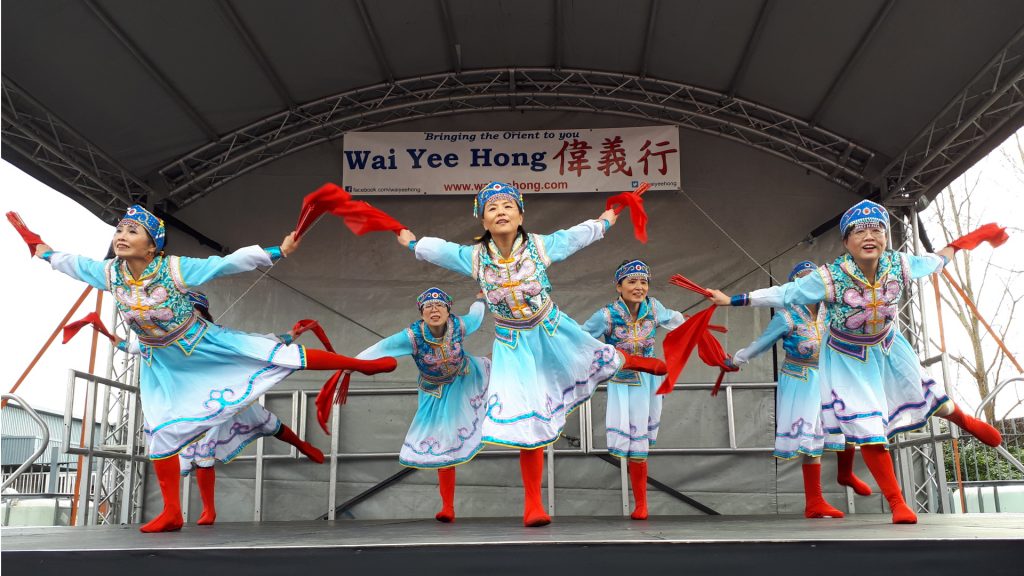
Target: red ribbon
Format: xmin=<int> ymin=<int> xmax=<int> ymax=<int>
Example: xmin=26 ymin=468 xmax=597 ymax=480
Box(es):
xmin=657 ymin=274 xmax=737 ymax=396
xmin=6 ymin=211 xmax=46 ymax=257
xmin=295 ymin=183 xmax=406 ymax=240
xmin=315 ymin=371 xmax=348 ymax=435
xmin=668 ymin=274 xmax=712 ymax=298
xmin=62 ymin=312 xmax=115 ymax=344
xmin=336 ymin=199 xmax=406 ymax=236
xmin=292 ymin=319 xmax=335 ymax=352
xmin=288 ymin=317 xmax=353 ymax=434
xmin=657 ymin=305 xmax=715 ymax=395
xmin=605 ymin=182 xmax=651 ymax=244
xmin=295 ymin=184 xmax=349 ymax=239
xmin=949 ymin=223 xmax=1009 ymax=252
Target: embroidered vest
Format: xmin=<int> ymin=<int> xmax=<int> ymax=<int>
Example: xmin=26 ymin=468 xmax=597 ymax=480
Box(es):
xmin=472 ymin=233 xmax=562 ymax=349
xmin=406 ymin=315 xmax=469 ymax=398
xmin=820 ymin=251 xmax=910 ymax=335
xmin=820 ymin=251 xmax=909 ymax=360
xmin=602 ymin=298 xmax=660 ymax=385
xmin=106 ymin=255 xmax=207 ymax=353
xmin=472 ymin=233 xmax=553 ymax=321
xmin=777 ymin=305 xmax=825 ymax=381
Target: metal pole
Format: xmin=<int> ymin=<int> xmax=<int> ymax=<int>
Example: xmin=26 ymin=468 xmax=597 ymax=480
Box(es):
xmin=47 ymin=446 xmax=60 ymax=493
xmin=75 ymin=374 xmax=98 ymax=526
xmin=181 ymin=475 xmax=192 ymax=523
xmin=726 ymin=385 xmax=738 ymax=449
xmin=328 ymin=403 xmax=340 ymax=520
xmin=254 ymin=395 xmax=266 ymax=522
xmin=546 ymin=442 xmax=555 ymax=516
xmin=910 ymin=210 xmax=951 ymax=512
xmin=120 ymin=358 xmax=142 ymax=524
xmin=620 ymin=457 xmax=630 ymax=516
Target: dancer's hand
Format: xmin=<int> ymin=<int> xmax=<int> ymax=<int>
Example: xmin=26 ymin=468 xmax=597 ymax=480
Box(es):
xmin=34 ymin=243 xmax=52 ymax=258
xmin=397 ymin=229 xmax=416 ymax=248
xmin=281 ymin=231 xmax=300 ymax=257
xmin=707 ymin=289 xmax=731 ymax=306
xmin=599 ymin=209 xmax=618 ymax=226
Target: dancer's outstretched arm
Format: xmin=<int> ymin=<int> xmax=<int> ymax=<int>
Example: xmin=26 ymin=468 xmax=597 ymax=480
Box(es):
xmin=459 ymin=295 xmax=488 ymax=336
xmin=906 ymin=251 xmax=951 ymax=279
xmin=709 ymin=247 xmax=954 ymax=309
xmin=708 ymin=269 xmax=826 ymax=309
xmin=355 ymin=331 xmax=415 ymax=361
xmin=538 ymin=209 xmax=618 ymax=263
xmin=176 ymin=232 xmax=300 ymax=287
xmin=652 ymin=298 xmax=686 ymax=331
xmin=36 ymin=244 xmax=111 ymax=290
xmin=36 ymin=231 xmax=300 ymax=289
xmin=731 ymin=313 xmax=789 ymax=366
xmin=581 ymin=308 xmax=611 ymax=340
xmin=398 ymin=229 xmax=475 ymax=278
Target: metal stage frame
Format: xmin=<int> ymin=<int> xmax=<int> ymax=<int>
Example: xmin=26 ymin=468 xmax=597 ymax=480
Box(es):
xmin=4 ymin=21 xmax=1024 ymax=224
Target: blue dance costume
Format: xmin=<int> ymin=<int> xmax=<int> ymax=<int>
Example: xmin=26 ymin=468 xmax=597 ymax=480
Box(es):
xmin=354 ymin=298 xmax=491 ymax=468
xmin=583 ymin=296 xmax=684 ymax=459
xmin=732 ymin=303 xmax=846 ymax=458
xmin=411 ymin=221 xmax=625 ymax=449
xmin=47 ymin=245 xmax=306 ymax=459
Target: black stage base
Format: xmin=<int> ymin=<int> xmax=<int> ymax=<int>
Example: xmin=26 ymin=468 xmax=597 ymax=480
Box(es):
xmin=4 ymin=514 xmax=1022 ymax=576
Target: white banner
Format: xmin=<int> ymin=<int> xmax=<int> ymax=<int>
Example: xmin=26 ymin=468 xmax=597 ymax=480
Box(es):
xmin=342 ymin=125 xmax=680 ymax=195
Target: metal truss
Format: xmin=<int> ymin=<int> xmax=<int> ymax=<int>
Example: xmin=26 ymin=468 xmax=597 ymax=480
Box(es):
xmin=157 ymin=68 xmax=876 ymax=210
xmin=92 ymin=307 xmax=146 ymax=526
xmin=889 ymin=212 xmax=954 ymax=514
xmin=75 ymin=308 xmax=146 ymax=526
xmin=882 ymin=25 xmax=1024 ymax=207
xmin=1 ymin=76 xmax=151 ymax=223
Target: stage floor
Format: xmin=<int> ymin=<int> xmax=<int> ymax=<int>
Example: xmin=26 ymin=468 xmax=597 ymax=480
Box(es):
xmin=4 ymin=514 xmax=1022 ymax=576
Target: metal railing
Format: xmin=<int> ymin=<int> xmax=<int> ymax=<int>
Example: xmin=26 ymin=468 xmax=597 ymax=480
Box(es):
xmin=1 ymin=470 xmax=81 ymax=495
xmin=1 ymin=394 xmax=51 ymax=492
xmin=189 ymin=379 xmax=776 ymax=521
xmin=63 ymin=369 xmax=147 ymax=526
xmin=973 ymin=376 xmax=1024 ymax=476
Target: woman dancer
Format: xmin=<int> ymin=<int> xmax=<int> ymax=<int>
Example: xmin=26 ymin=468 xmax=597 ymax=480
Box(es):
xmin=343 ymin=288 xmax=490 ymax=522
xmin=727 ymin=261 xmax=871 ymax=519
xmin=35 ymin=204 xmax=396 ymax=532
xmin=708 ymin=200 xmax=1002 ymax=523
xmin=581 ymin=259 xmax=684 ymax=520
xmin=397 ymin=182 xmax=666 ymax=526
xmin=117 ymin=290 xmax=326 ymax=526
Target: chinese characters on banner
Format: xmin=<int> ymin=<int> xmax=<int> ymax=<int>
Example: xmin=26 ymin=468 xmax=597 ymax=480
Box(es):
xmin=342 ymin=126 xmax=680 ymax=195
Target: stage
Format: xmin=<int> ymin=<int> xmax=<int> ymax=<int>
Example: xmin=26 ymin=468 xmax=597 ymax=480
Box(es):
xmin=3 ymin=514 xmax=1022 ymax=575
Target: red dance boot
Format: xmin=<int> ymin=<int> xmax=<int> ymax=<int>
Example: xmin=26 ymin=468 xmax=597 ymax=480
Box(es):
xmin=943 ymin=405 xmax=1002 ymax=447
xmin=195 ymin=466 xmax=217 ymax=526
xmin=628 ymin=460 xmax=649 ymax=520
xmin=304 ymin=349 xmax=398 ymax=376
xmin=275 ymin=424 xmax=325 ymax=463
xmin=836 ymin=447 xmax=872 ymax=496
xmin=139 ymin=457 xmax=184 ymax=533
xmin=436 ymin=467 xmax=456 ymax=523
xmin=519 ymin=448 xmax=551 ymax=527
xmin=801 ymin=463 xmax=844 ymax=518
xmin=621 ymin=353 xmax=668 ymax=376
xmin=861 ymin=445 xmax=917 ymax=524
